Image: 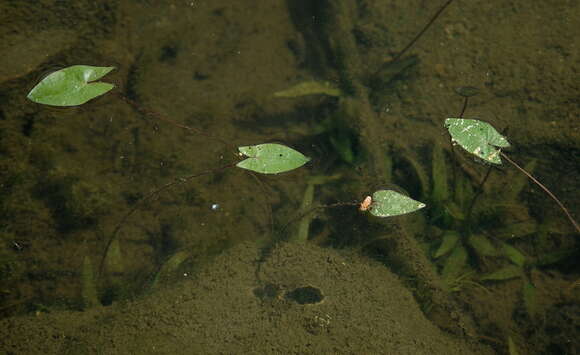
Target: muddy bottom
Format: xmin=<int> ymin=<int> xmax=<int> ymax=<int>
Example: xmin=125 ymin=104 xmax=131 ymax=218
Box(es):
xmin=0 ymin=242 xmax=492 ymax=354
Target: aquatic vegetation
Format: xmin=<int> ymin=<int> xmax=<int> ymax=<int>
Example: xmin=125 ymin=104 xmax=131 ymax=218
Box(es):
xmin=290 ymin=175 xmax=340 ymax=244
xmin=37 ymin=174 xmax=113 ymax=232
xmin=445 ymin=271 xmax=490 ymax=294
xmin=25 ymin=63 xmax=430 ymax=310
xmin=273 ymin=80 xmax=341 ymax=98
xmin=27 ymin=65 xmax=115 ymax=106
xmin=273 ymin=81 xmax=362 ymax=166
xmin=446 ymin=117 xmax=578 ymax=233
xmin=236 ymin=143 xmax=310 ymax=174
xmin=150 ymin=250 xmax=191 ymax=290
xmin=289 ymin=175 xmax=426 ymax=244
xmin=412 ymin=137 xmax=578 ymax=322
xmin=81 ymin=256 xmax=99 ymax=309
xmin=418 ymin=142 xmax=535 ymax=285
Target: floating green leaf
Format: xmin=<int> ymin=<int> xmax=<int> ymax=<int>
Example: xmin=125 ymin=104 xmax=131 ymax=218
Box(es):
xmin=274 ymin=80 xmax=341 ymax=98
xmin=236 ymin=143 xmax=310 ymax=174
xmin=369 ymin=190 xmax=426 ymax=217
xmin=444 ymin=118 xmax=510 ymax=164
xmin=27 ymin=65 xmax=115 ymax=106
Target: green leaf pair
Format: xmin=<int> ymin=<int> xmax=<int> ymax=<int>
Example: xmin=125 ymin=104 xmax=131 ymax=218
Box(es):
xmin=236 ymin=145 xmax=426 ymax=217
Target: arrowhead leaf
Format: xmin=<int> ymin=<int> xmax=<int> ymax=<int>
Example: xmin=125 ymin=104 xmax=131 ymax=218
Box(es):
xmin=369 ymin=190 xmax=426 ymax=217
xmin=27 ymin=65 xmax=115 ymax=106
xmin=444 ymin=118 xmax=510 ymax=164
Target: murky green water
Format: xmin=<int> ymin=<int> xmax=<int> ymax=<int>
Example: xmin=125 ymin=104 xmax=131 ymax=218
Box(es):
xmin=1 ymin=1 xmax=578 ymax=354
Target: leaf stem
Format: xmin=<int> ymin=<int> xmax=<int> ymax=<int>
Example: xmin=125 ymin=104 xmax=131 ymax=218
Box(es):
xmin=118 ymin=93 xmax=230 ymax=147
xmin=393 ymin=0 xmax=456 ymax=62
xmin=500 ymin=152 xmax=579 ymax=234
xmin=98 ymin=162 xmax=238 ymax=277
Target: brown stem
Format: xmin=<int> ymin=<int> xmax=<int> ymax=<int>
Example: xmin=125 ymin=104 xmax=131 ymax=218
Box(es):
xmin=98 ymin=162 xmax=238 ymax=277
xmin=393 ymin=0 xmax=456 ymax=62
xmin=500 ymin=152 xmax=579 ymax=234
xmin=459 ymin=96 xmax=469 ymax=119
xmin=280 ymin=201 xmax=359 ymax=237
xmin=118 ymin=93 xmax=230 ymax=147
xmin=466 ymin=164 xmax=493 ymax=225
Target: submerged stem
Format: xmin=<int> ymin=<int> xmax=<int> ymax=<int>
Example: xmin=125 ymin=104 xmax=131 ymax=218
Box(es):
xmin=501 ymin=152 xmax=579 ymax=234
xmin=392 ymin=0 xmax=456 ymax=62
xmin=98 ymin=162 xmax=238 ymax=278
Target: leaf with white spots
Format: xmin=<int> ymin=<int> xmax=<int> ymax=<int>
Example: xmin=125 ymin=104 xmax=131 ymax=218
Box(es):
xmin=445 ymin=118 xmax=510 ymax=164
xmin=369 ymin=190 xmax=426 ymax=217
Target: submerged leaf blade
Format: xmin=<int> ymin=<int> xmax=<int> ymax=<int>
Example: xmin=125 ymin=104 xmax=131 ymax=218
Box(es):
xmin=274 ymin=80 xmax=341 ymax=98
xmin=369 ymin=190 xmax=426 ymax=217
xmin=434 ymin=231 xmax=460 ymax=258
xmin=468 ymin=234 xmax=498 ymax=257
xmin=480 ymin=265 xmax=522 ymax=281
xmin=236 ymin=143 xmax=310 ymax=174
xmin=441 ymin=245 xmax=468 ymax=282
xmin=501 ymin=242 xmax=526 ymax=267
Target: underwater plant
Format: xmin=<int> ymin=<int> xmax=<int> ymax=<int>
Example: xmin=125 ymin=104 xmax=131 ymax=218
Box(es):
xmin=430 ymin=94 xmax=577 ymax=281
xmin=27 ymin=65 xmax=115 ymax=106
xmin=417 ymin=92 xmax=579 ymax=323
xmin=26 ymin=66 xmax=315 ymax=305
xmin=27 ymin=64 xmax=428 ymax=306
xmin=445 ymin=117 xmax=579 ymax=234
xmin=426 ymin=141 xmax=535 ymax=286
